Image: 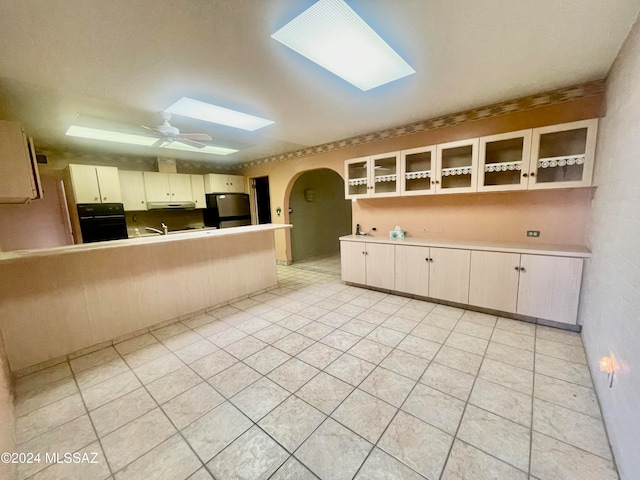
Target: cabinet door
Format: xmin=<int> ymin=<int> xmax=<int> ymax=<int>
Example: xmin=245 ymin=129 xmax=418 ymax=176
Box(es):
xmin=478 ymin=130 xmax=532 ymax=192
xmin=365 ymin=243 xmax=395 ymax=290
xmin=190 ymin=175 xmax=206 ymax=209
xmin=516 ymin=255 xmax=583 ymax=325
xmin=204 ymin=174 xmax=229 ymax=193
xmin=370 ymin=152 xmax=400 ymax=197
xmin=227 ymin=175 xmax=246 ymax=193
xmin=0 ymin=121 xmax=42 ymax=203
xmin=168 ymin=173 xmax=193 ymax=202
xmin=429 ymin=247 xmax=471 ymax=304
xmin=119 ymin=171 xmax=147 ymax=211
xmin=345 ymin=157 xmax=370 ymax=199
xmin=529 ymin=119 xmax=598 ymax=189
xmin=395 ymin=245 xmax=430 ymax=296
xmin=400 ymin=146 xmax=436 ymax=196
xmin=340 ymin=241 xmax=366 ymax=284
xmin=469 ymin=250 xmax=520 ymax=312
xmin=69 ymin=164 xmax=101 ymax=204
xmin=95 ymin=166 xmax=122 ymax=203
xmin=435 ymin=139 xmax=479 ymax=194
xmin=143 ymin=172 xmax=171 ymax=202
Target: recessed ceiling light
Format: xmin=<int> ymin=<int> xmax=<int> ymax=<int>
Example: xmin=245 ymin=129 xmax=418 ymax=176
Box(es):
xmin=166 ymin=97 xmax=274 ymax=131
xmin=271 ymin=0 xmax=415 ymax=91
xmin=66 ymin=126 xmax=158 ymax=146
xmin=164 ymin=142 xmax=238 ymax=156
xmin=66 ymin=125 xmax=238 ymax=155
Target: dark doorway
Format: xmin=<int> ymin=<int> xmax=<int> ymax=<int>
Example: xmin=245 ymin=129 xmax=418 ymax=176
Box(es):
xmin=252 ymin=176 xmax=272 ymax=224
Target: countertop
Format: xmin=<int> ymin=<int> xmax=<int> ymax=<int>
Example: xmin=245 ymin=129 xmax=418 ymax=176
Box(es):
xmin=0 ymin=224 xmax=292 ymax=263
xmin=339 ymin=234 xmax=591 ymax=258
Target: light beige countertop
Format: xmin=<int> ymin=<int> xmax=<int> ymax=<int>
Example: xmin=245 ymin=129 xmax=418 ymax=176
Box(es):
xmin=339 ymin=234 xmax=591 ymax=258
xmin=0 ymin=224 xmax=292 ymax=264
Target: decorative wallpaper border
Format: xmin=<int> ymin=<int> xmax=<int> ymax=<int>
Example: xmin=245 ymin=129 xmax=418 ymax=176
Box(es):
xmin=239 ymin=80 xmax=605 ymax=170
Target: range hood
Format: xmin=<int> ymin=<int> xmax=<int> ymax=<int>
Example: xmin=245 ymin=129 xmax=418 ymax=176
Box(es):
xmin=147 ymin=201 xmax=196 ymax=210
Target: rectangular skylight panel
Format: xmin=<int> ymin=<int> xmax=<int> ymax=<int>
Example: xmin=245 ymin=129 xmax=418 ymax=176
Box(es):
xmin=166 ymin=97 xmax=274 ymax=131
xmin=165 ymin=142 xmax=238 ymax=156
xmin=65 ymin=126 xmax=158 ymax=146
xmin=271 ymin=0 xmax=415 ymax=91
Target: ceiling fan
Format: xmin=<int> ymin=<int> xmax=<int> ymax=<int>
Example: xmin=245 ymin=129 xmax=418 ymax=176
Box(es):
xmin=142 ymin=112 xmax=212 ymax=149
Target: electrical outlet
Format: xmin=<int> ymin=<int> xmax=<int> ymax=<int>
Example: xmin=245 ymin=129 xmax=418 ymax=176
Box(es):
xmin=527 ymin=230 xmax=540 ymax=237
xmin=435 ymin=227 xmax=444 ymax=234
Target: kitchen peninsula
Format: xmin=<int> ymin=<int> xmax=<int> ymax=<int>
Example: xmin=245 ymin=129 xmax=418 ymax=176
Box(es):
xmin=0 ymin=224 xmax=291 ymax=372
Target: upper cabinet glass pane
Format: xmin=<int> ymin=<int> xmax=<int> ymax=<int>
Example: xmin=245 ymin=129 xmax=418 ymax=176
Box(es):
xmin=440 ymin=145 xmax=473 ymax=190
xmin=346 ymin=160 xmax=369 ymax=196
xmin=535 ymin=128 xmax=588 ymax=183
xmin=404 ymin=150 xmax=433 ymax=193
xmin=483 ymin=137 xmax=525 ymax=187
xmin=372 ymin=155 xmax=398 ymax=195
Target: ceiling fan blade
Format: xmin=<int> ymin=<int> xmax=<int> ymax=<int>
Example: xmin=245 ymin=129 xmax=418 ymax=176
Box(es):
xmin=175 ymin=138 xmax=207 ymax=149
xmin=178 ymin=133 xmax=212 ymax=141
xmin=151 ymin=138 xmax=166 ymax=148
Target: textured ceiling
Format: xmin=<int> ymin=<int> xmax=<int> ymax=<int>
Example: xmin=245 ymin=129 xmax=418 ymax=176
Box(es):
xmin=0 ymin=0 xmax=638 ymax=166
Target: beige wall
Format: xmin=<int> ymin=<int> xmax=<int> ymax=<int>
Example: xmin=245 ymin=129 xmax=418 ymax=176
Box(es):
xmin=242 ymin=95 xmax=602 ymax=261
xmin=0 ymin=330 xmax=16 ymax=480
xmin=579 ymin=15 xmax=640 ymax=480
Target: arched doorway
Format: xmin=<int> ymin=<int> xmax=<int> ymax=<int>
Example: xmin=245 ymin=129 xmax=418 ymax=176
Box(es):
xmin=288 ymin=168 xmax=352 ymax=271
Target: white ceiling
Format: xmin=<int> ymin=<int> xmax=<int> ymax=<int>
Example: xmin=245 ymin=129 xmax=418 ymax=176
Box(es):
xmin=0 ymin=0 xmax=638 ymax=166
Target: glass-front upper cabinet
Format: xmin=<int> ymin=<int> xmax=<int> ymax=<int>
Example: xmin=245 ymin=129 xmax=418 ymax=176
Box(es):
xmin=344 ymin=153 xmax=400 ymax=199
xmin=400 ymin=146 xmax=437 ymax=196
xmin=529 ymin=119 xmax=598 ymax=189
xmin=435 ymin=138 xmax=479 ymax=194
xmin=478 ymin=130 xmax=532 ymax=192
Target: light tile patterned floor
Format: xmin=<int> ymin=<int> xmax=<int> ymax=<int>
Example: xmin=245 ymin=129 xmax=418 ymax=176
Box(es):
xmin=12 ymin=263 xmax=620 ymax=480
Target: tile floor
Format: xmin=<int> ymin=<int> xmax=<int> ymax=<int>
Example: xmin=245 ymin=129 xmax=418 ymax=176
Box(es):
xmin=11 ymin=263 xmax=619 ymax=480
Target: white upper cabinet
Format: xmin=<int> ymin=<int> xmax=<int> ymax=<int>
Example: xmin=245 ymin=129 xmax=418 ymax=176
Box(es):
xmin=143 ymin=172 xmax=193 ymax=202
xmin=435 ymin=139 xmax=479 ymax=194
xmin=168 ymin=174 xmax=193 ymax=202
xmin=528 ymin=119 xmax=598 ymax=189
xmin=345 ymin=152 xmax=400 ymax=199
xmin=0 ymin=121 xmax=42 ymax=204
xmin=190 ymin=174 xmax=206 ymax=209
xmin=400 ymin=146 xmax=437 ymax=196
xmin=69 ymin=164 xmax=122 ymax=204
xmin=204 ymin=174 xmax=246 ymax=194
xmin=478 ymin=130 xmax=532 ymax=192
xmin=118 ymin=170 xmax=147 ymax=211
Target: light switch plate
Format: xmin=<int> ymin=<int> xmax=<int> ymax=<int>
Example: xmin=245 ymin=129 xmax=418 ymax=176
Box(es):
xmin=527 ymin=230 xmax=540 ymax=237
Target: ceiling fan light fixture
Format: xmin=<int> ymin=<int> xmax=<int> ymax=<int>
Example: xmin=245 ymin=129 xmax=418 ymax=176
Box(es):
xmin=65 ymin=125 xmax=158 ymax=146
xmin=166 ymin=97 xmax=274 ymax=131
xmin=271 ymin=0 xmax=415 ymax=91
xmin=164 ymin=141 xmax=238 ymax=156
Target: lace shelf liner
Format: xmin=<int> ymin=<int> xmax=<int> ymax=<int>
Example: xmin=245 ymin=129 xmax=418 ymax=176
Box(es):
xmin=538 ymin=154 xmax=585 ymax=168
xmin=405 ymin=170 xmax=431 ymax=179
xmin=484 ymin=161 xmax=522 ymax=172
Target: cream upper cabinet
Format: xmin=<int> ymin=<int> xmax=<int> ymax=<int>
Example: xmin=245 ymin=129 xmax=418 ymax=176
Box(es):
xmin=435 ymin=139 xmax=479 ymax=194
xmin=478 ymin=130 xmax=532 ymax=192
xmin=204 ymin=174 xmax=246 ymax=193
xmin=345 ymin=153 xmax=400 ymax=199
xmin=118 ymin=170 xmax=147 ymax=211
xmin=395 ymin=245 xmax=430 ymax=296
xmin=469 ymin=250 xmax=521 ymax=312
xmin=143 ymin=172 xmax=171 ymax=202
xmin=400 ymin=146 xmax=437 ymax=196
xmin=190 ymin=175 xmax=206 ymax=209
xmin=168 ymin=174 xmax=193 ymax=202
xmin=528 ymin=119 xmax=598 ymax=189
xmin=340 ymin=240 xmax=394 ymax=290
xmin=143 ymin=172 xmax=193 ymax=202
xmin=516 ymin=254 xmax=583 ymax=324
xmin=69 ymin=164 xmax=121 ymax=204
xmin=0 ymin=120 xmax=42 ymax=204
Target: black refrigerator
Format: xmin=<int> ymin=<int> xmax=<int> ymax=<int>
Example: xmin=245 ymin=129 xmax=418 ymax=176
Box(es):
xmin=203 ymin=193 xmax=252 ymax=228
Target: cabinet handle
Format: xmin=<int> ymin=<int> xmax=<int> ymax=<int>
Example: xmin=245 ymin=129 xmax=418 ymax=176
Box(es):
xmin=103 ymin=197 xmax=107 ymax=200
xmin=514 ymin=266 xmax=519 ymax=271
xmin=141 ymin=201 xmax=144 ymax=204
xmin=94 ymin=197 xmax=98 ymax=200
xmin=435 ymin=180 xmax=440 ymax=184
xmin=522 ymin=173 xmax=528 ymax=178
xmin=166 ymin=193 xmax=170 ymax=196
xmin=520 ymin=267 xmax=526 ymax=273
xmin=530 ymin=173 xmax=536 ymax=177
xmin=431 ymin=181 xmax=435 ymax=185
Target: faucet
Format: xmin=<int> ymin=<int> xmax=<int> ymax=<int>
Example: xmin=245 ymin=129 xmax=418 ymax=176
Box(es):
xmin=145 ymin=226 xmax=164 ymax=235
xmin=162 ymin=222 xmax=168 ymax=235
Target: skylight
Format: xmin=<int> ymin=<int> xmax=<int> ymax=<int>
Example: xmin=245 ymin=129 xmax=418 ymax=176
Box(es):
xmin=271 ymin=0 xmax=415 ymax=91
xmin=166 ymin=97 xmax=274 ymax=131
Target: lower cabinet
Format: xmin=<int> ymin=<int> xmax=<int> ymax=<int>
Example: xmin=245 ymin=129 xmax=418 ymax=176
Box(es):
xmin=340 ymin=241 xmax=394 ymax=290
xmin=342 ymin=239 xmax=586 ymax=325
xmin=395 ymin=245 xmax=470 ymax=304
